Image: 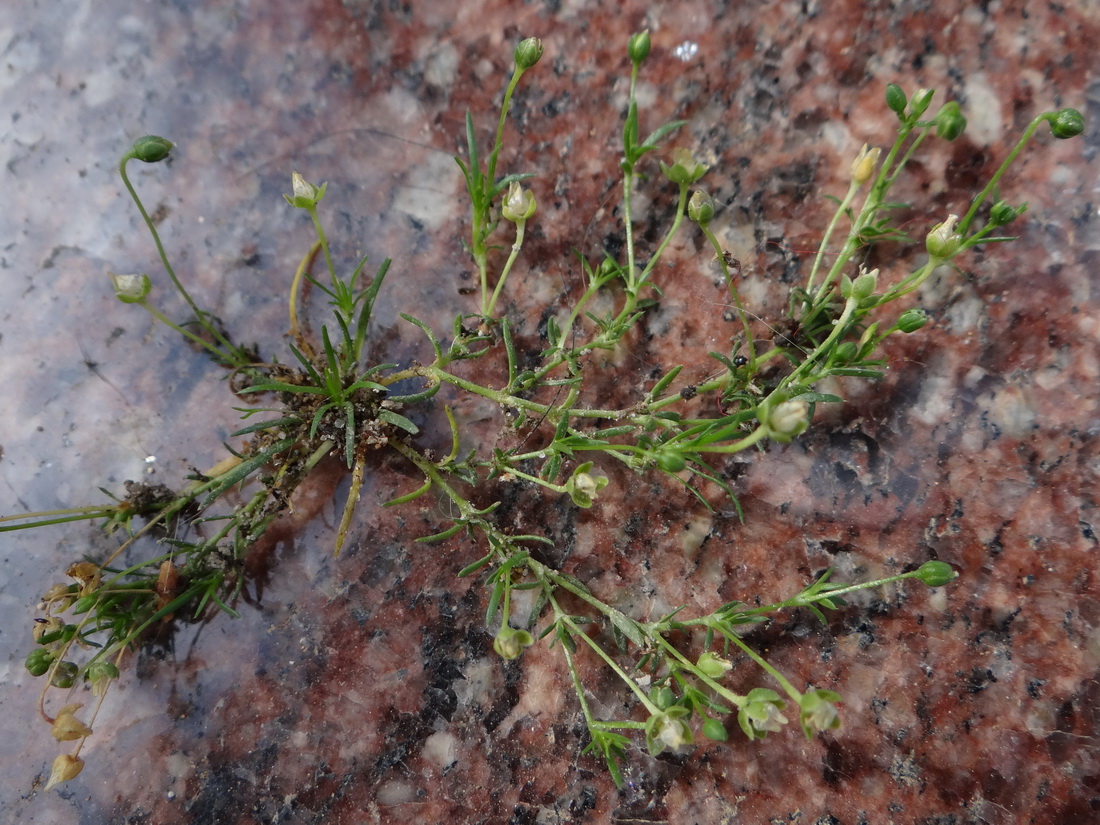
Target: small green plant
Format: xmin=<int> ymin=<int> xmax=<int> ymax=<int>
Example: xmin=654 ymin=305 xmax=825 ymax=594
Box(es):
xmin=6 ymin=34 xmax=1084 ymax=790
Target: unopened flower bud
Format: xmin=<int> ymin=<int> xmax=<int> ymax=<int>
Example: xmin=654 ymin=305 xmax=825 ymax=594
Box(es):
xmin=915 ymin=560 xmax=957 ymax=586
xmin=696 ymin=651 xmax=733 ymax=678
xmin=44 ymin=753 xmax=84 ymax=791
xmin=885 ymin=83 xmax=907 ymax=116
xmin=896 ymin=308 xmax=929 ymax=334
xmin=926 ymin=214 xmax=961 ymax=259
xmin=988 ymin=200 xmax=1025 ymax=227
xmin=628 ymin=30 xmax=651 ymax=64
xmin=655 ymin=449 xmax=687 ymax=473
xmin=513 ymin=37 xmax=543 ymax=70
xmin=661 ymin=147 xmax=708 ymax=185
xmin=51 ymin=704 xmax=93 ymax=742
xmin=130 ymin=135 xmax=174 ymax=163
xmin=284 ymin=171 xmax=327 ymax=209
xmin=687 ymin=189 xmax=714 ymax=226
xmin=501 ymin=181 xmax=537 ymax=222
xmin=110 ymin=272 xmax=152 ymax=305
xmin=848 ymin=267 xmax=879 ymax=302
xmin=908 ymin=88 xmax=934 ymax=119
xmin=850 ymin=144 xmax=881 ymax=185
xmin=1048 ymin=107 xmax=1085 ymax=139
xmin=834 ymin=341 xmax=858 ymax=364
xmin=935 ymin=101 xmax=967 ymax=140
xmin=701 ymin=717 xmax=728 ymax=742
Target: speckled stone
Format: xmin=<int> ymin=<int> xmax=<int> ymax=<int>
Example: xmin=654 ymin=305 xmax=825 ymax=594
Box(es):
xmin=2 ymin=1 xmax=1098 ymax=824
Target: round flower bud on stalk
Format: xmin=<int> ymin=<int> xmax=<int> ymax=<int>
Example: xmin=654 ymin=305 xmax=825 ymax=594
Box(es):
xmin=834 ymin=341 xmax=858 ymax=364
xmin=885 ymin=83 xmax=907 ymax=116
xmin=848 ymin=267 xmax=879 ymax=302
xmin=850 ymin=144 xmax=881 ymax=185
xmin=926 ymin=214 xmax=961 ymax=259
xmin=284 ymin=171 xmax=327 ymax=209
xmin=25 ymin=648 xmax=54 ymax=677
xmin=628 ymin=30 xmax=651 ymax=64
xmin=655 ymin=449 xmax=687 ymax=473
xmin=935 ymin=102 xmax=967 ymax=140
xmin=896 ymin=308 xmax=929 ymax=334
xmin=501 ymin=181 xmax=536 ymax=222
xmin=915 ymin=560 xmax=957 ymax=586
xmin=130 ymin=135 xmax=174 ymax=163
xmin=696 ymin=651 xmax=733 ymax=678
xmin=687 ymin=189 xmax=714 ymax=226
xmin=1048 ymin=107 xmax=1085 ymax=139
xmin=908 ymin=88 xmax=934 ymax=119
xmin=513 ymin=37 xmax=543 ymax=70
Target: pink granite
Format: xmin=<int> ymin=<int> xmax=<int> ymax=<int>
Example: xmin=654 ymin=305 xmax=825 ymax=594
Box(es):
xmin=2 ymin=1 xmax=1098 ymax=823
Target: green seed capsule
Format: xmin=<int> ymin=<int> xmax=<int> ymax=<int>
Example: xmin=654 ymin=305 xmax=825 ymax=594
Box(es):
xmin=915 ymin=560 xmax=957 ymax=587
xmin=131 ymin=135 xmax=174 ymax=163
xmin=896 ymin=308 xmax=929 ymax=334
xmin=935 ymin=102 xmax=967 ymax=141
xmin=50 ymin=660 xmax=80 ymax=689
xmin=25 ymin=648 xmax=54 ymax=677
xmin=1049 ymin=108 xmax=1085 ymax=139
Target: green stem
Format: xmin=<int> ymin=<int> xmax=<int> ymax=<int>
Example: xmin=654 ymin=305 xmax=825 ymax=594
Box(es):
xmin=138 ymin=301 xmax=234 ymax=361
xmin=485 ymin=219 xmax=525 ymax=317
xmin=701 ymin=223 xmax=756 ymax=363
xmin=305 ymin=205 xmax=338 ymax=290
xmin=719 ymin=627 xmax=803 ymax=704
xmin=558 ymin=609 xmax=659 ymax=714
xmin=651 ymin=635 xmax=746 ymax=709
xmin=118 ymin=154 xmax=238 ymax=357
xmin=805 ymin=179 xmax=860 ymax=295
xmin=957 ymin=114 xmax=1046 ymax=237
